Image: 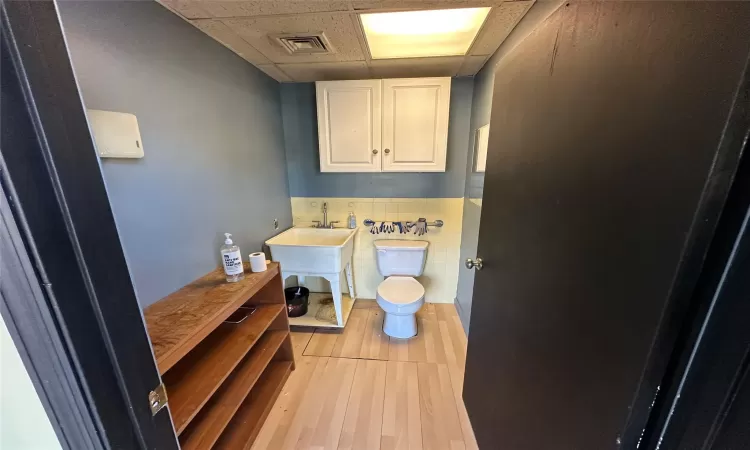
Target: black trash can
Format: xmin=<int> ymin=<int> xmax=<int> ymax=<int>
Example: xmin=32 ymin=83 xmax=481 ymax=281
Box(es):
xmin=284 ymin=286 xmax=310 ymax=318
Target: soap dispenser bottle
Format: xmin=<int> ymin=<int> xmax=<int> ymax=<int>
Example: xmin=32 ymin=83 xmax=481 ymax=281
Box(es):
xmin=221 ymin=233 xmax=244 ymax=282
xmin=348 ymin=211 xmax=357 ymax=229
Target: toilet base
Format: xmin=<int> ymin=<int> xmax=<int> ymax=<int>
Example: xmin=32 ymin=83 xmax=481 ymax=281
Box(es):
xmin=383 ymin=312 xmax=417 ymax=339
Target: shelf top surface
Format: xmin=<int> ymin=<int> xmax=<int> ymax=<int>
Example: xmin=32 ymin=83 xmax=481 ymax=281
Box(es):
xmin=144 ymin=262 xmax=279 ymax=371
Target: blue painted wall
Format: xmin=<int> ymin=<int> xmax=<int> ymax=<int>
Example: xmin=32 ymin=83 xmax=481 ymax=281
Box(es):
xmin=281 ymin=78 xmax=474 ymax=198
xmin=455 ymin=63 xmax=492 ymax=330
xmin=455 ymin=0 xmax=566 ymax=332
xmin=59 ymin=1 xmax=292 ymax=308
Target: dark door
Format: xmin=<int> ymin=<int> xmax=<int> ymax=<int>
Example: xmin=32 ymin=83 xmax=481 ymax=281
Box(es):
xmin=462 ymin=2 xmax=750 ymax=449
xmin=1 ymin=1 xmax=177 ymax=448
xmin=655 ymin=140 xmax=750 ymax=450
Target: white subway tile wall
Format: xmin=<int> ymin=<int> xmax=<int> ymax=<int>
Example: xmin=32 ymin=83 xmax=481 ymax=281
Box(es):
xmin=288 ymin=198 xmax=464 ymax=304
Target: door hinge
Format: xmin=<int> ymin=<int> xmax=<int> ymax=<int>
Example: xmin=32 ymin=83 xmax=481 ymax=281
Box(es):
xmin=148 ymin=383 xmax=168 ymax=416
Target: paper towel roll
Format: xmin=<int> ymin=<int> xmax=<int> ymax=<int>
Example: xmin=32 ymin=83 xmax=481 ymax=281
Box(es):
xmin=249 ymin=252 xmax=267 ymax=273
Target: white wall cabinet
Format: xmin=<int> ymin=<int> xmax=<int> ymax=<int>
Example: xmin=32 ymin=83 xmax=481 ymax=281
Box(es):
xmin=382 ymin=78 xmax=451 ymax=172
xmin=316 ymin=77 xmax=451 ymax=173
xmin=316 ymin=80 xmax=382 ymax=172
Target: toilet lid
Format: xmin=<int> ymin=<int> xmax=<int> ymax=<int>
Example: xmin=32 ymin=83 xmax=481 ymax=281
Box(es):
xmin=377 ymin=277 xmax=425 ymax=305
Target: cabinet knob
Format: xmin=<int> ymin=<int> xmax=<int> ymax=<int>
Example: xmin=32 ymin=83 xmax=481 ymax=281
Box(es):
xmin=384 ymin=148 xmax=391 ymax=154
xmin=372 ymin=149 xmax=378 ymax=155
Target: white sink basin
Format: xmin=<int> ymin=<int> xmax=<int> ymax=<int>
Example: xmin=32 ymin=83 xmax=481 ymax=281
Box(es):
xmin=265 ymin=227 xmax=357 ymax=274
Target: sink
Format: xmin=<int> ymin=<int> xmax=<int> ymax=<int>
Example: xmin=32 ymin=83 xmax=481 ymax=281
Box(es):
xmin=265 ymin=227 xmax=357 ymax=274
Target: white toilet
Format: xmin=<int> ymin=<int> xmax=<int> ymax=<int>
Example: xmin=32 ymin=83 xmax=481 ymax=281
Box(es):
xmin=374 ymin=240 xmax=428 ymax=339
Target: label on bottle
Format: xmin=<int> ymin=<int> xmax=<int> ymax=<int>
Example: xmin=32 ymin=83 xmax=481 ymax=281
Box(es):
xmin=222 ymin=250 xmax=244 ymax=275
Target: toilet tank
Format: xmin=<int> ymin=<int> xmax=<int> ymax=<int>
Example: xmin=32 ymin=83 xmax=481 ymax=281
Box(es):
xmin=374 ymin=240 xmax=429 ymax=276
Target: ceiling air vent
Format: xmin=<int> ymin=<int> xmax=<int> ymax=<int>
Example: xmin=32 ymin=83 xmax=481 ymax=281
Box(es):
xmin=271 ymin=32 xmax=336 ymax=55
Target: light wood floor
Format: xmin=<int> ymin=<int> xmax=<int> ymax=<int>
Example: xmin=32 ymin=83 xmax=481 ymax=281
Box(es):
xmin=251 ymin=301 xmax=478 ymax=450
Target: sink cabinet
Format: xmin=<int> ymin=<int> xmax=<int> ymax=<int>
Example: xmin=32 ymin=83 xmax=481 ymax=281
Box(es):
xmin=316 ymin=77 xmax=451 ymax=173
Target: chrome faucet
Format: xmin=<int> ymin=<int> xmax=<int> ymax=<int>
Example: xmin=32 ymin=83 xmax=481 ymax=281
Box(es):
xmin=312 ymin=202 xmax=339 ymax=228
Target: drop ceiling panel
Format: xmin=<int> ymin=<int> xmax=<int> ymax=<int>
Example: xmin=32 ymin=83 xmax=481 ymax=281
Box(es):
xmin=160 ymin=0 xmax=212 ymax=19
xmin=469 ymin=0 xmax=532 ymax=55
xmin=256 ymin=64 xmax=293 ymax=81
xmin=192 ymin=19 xmax=271 ymax=64
xmin=277 ymin=61 xmax=370 ymax=82
xmin=457 ymin=55 xmax=488 ymax=76
xmin=369 ymin=56 xmax=463 ymax=78
xmin=223 ymin=14 xmax=365 ymax=63
xmin=200 ymin=1 xmax=351 ymax=18
xmin=351 ymin=0 xmax=504 ymax=11
xmin=158 ymin=0 xmax=537 ymax=81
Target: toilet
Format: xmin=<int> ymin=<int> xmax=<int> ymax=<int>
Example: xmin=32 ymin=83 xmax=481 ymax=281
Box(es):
xmin=374 ymin=240 xmax=429 ymax=339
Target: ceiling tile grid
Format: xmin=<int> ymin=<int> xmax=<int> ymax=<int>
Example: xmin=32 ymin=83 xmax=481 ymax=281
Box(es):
xmin=192 ymin=18 xmax=271 ymax=63
xmin=157 ymin=0 xmax=535 ymax=81
xmin=256 ymin=64 xmax=294 ymax=81
xmin=468 ymin=0 xmax=533 ymax=55
xmin=160 ymin=0 xmax=211 ymax=19
xmin=277 ymin=61 xmax=370 ymax=82
xmin=202 ymin=0 xmax=352 ymax=18
xmin=369 ymin=56 xmax=464 ymax=78
xmin=161 ymin=0 xmax=352 ymax=19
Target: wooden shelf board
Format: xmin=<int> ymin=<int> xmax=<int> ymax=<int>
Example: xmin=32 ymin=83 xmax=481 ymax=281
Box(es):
xmin=145 ymin=263 xmax=280 ymax=374
xmin=178 ymin=331 xmax=289 ymax=450
xmin=214 ymin=361 xmax=293 ymax=450
xmin=288 ymin=292 xmax=355 ymax=329
xmin=164 ymin=304 xmax=284 ymax=434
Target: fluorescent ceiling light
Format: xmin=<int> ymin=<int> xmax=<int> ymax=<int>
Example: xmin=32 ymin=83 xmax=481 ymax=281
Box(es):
xmin=360 ymin=7 xmax=491 ymax=59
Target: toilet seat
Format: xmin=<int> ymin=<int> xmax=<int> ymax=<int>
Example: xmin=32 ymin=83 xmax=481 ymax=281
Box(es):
xmin=377 ymin=276 xmax=425 ymax=305
xmin=376 ymin=276 xmax=425 ymax=339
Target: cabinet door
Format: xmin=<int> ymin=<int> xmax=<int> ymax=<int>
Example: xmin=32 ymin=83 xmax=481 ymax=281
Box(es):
xmin=382 ymin=78 xmax=451 ymax=172
xmin=316 ymin=80 xmax=382 ymax=172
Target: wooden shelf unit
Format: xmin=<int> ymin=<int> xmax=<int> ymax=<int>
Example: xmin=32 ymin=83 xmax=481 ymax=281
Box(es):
xmin=163 ymin=304 xmax=284 ymax=433
xmin=214 ymin=361 xmax=293 ymax=449
xmin=144 ymin=262 xmax=294 ymax=450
